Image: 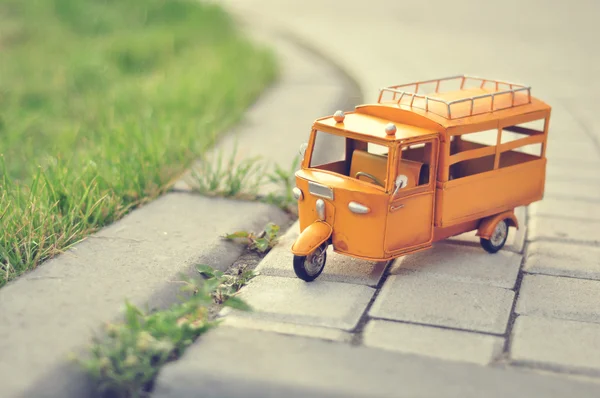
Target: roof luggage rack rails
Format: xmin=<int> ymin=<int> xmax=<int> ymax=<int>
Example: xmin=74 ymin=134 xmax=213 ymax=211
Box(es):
xmin=378 ymin=75 xmax=532 ymax=119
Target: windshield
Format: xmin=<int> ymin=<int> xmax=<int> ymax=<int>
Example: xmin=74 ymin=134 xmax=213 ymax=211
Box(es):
xmin=308 ymin=130 xmax=390 ymax=189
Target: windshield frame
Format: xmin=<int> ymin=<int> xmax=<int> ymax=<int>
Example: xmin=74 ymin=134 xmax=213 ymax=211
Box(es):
xmin=303 ymin=127 xmax=395 ymax=192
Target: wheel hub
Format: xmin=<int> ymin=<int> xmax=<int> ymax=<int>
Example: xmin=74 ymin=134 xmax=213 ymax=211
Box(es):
xmin=305 ymin=245 xmax=326 ymax=276
xmin=491 ymin=221 xmax=508 ymax=247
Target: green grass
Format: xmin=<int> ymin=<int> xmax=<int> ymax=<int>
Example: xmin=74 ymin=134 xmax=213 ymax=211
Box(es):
xmin=0 ymin=0 xmax=277 ymax=286
xmin=187 ymin=148 xmax=301 ymax=214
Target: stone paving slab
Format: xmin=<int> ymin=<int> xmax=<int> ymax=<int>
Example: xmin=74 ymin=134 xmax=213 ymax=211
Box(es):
xmin=511 ymin=315 xmax=600 ymax=375
xmin=516 ymin=274 xmax=600 ymax=324
xmin=0 ymin=193 xmax=288 ymax=398
xmin=545 ymin=161 xmax=600 ymax=184
xmin=519 ymin=367 xmax=600 ymax=386
xmin=525 ymin=241 xmax=600 ymax=280
xmin=545 ymin=140 xmax=600 ymax=162
xmin=221 ymin=315 xmax=352 ymax=342
xmin=519 ymin=368 xmax=600 ymax=387
xmin=256 ymin=221 xmax=387 ymax=286
xmin=152 ymin=326 xmax=600 ymax=398
xmin=446 ymin=206 xmax=527 ymax=254
xmin=529 ymin=198 xmax=600 ymax=221
xmin=391 ymin=242 xmax=522 ymax=289
xmin=363 ymin=319 xmax=505 ymax=365
xmin=220 ymin=275 xmax=375 ymax=331
xmin=544 ymin=180 xmax=600 ymax=201
xmin=528 ymin=216 xmax=600 ymax=245
xmin=369 ymin=271 xmax=515 ymax=334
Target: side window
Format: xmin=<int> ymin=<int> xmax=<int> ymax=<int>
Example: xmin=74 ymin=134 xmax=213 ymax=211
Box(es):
xmin=450 ymin=129 xmax=498 ymax=154
xmin=397 ymin=141 xmax=433 ymax=190
xmin=499 ymin=119 xmax=545 ymax=168
xmin=447 ymin=118 xmax=546 ymax=181
xmin=449 ymin=129 xmax=499 ymax=180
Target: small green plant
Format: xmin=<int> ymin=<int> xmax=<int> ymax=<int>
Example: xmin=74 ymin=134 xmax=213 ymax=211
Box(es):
xmin=187 ymin=150 xmax=300 ymax=216
xmin=77 ymin=264 xmax=251 ymax=398
xmin=264 ymin=155 xmax=300 ymax=214
xmin=188 ymin=145 xmax=267 ymax=200
xmin=195 ymin=263 xmax=256 ymax=306
xmin=223 ymin=222 xmax=280 ymax=253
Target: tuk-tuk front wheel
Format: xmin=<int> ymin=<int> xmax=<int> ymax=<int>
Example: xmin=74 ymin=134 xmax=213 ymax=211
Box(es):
xmin=480 ymin=219 xmax=509 ymax=254
xmin=293 ymin=243 xmax=328 ymax=282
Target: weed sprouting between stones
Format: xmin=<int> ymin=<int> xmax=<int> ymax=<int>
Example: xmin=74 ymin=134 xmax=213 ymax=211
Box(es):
xmin=223 ymin=222 xmax=281 ymax=254
xmin=76 ymin=264 xmax=254 ymax=398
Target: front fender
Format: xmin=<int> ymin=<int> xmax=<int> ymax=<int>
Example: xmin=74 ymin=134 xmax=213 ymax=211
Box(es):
xmin=291 ymin=221 xmax=332 ymax=256
xmin=476 ymin=210 xmax=519 ymax=239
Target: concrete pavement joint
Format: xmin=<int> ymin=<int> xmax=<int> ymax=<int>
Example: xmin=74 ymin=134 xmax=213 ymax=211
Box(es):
xmin=506 ymin=365 xmax=600 ymax=386
xmin=542 ymin=195 xmax=600 ymax=204
xmin=530 ymin=214 xmax=600 ymax=223
xmin=86 ymin=235 xmax=147 ymax=243
xmin=350 ymin=242 xmax=522 ymax=343
xmin=366 ymin=317 xmax=508 ymax=337
xmin=499 ymin=247 xmax=528 ymax=362
xmin=499 ymin=205 xmax=531 ymax=364
xmin=522 ymin=271 xmax=600 ymax=283
xmin=527 ymin=237 xmax=600 ymax=247
xmin=509 ymin=359 xmax=600 ymax=380
xmin=349 ymin=260 xmax=394 ymax=346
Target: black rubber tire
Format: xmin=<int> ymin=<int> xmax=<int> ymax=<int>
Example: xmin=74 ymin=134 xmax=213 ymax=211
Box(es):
xmin=293 ymin=244 xmax=327 ymax=282
xmin=480 ymin=219 xmax=509 ymax=254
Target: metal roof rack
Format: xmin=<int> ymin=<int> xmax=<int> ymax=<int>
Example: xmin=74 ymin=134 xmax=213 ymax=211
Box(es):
xmin=378 ymin=75 xmax=532 ymax=119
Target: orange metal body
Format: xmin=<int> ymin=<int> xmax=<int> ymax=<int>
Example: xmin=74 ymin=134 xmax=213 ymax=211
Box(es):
xmin=291 ymin=75 xmax=551 ymax=263
xmin=290 ymin=220 xmax=332 ymax=256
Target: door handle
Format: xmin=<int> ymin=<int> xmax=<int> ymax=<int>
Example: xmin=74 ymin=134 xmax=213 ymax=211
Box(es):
xmin=390 ymin=203 xmax=405 ymax=212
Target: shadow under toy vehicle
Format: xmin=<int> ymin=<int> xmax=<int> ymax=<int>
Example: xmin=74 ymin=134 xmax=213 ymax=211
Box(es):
xmin=291 ymin=75 xmax=551 ymax=282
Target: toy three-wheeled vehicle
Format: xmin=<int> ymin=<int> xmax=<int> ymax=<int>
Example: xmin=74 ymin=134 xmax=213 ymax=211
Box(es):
xmin=291 ymin=75 xmax=551 ymax=281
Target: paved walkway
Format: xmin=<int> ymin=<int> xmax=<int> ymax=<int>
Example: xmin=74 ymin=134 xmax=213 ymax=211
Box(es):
xmin=154 ymin=1 xmax=600 ymax=396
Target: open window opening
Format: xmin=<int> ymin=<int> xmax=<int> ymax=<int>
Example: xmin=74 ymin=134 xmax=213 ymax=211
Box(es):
xmin=450 ymin=129 xmax=498 ymax=155
xmin=498 ymin=119 xmax=545 ymax=168
xmin=396 ymin=141 xmax=433 ymax=190
xmin=448 ymin=129 xmax=498 ymax=180
xmin=500 ymin=119 xmax=545 ymax=144
xmin=499 ymin=143 xmax=543 ymax=168
xmin=449 ymin=155 xmax=495 ymax=180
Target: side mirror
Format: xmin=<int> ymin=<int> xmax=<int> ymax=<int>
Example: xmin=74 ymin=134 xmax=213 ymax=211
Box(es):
xmin=393 ymin=174 xmax=408 ymax=196
xmin=299 ymin=143 xmax=308 ymax=158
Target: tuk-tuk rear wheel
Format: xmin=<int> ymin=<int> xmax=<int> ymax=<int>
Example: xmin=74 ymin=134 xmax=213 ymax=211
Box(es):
xmin=480 ymin=219 xmax=509 ymax=254
xmin=293 ymin=243 xmax=328 ymax=282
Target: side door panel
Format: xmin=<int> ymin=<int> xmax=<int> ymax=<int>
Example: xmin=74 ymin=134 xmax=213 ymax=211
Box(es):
xmin=384 ymin=137 xmax=438 ymax=255
xmin=385 ymin=190 xmax=435 ymax=253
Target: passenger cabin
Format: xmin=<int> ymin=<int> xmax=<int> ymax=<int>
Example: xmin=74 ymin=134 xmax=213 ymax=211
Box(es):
xmin=312 ymin=75 xmax=551 ymax=230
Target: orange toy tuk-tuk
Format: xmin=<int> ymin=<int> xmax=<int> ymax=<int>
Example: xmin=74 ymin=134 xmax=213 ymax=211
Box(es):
xmin=291 ymin=75 xmax=551 ymax=281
